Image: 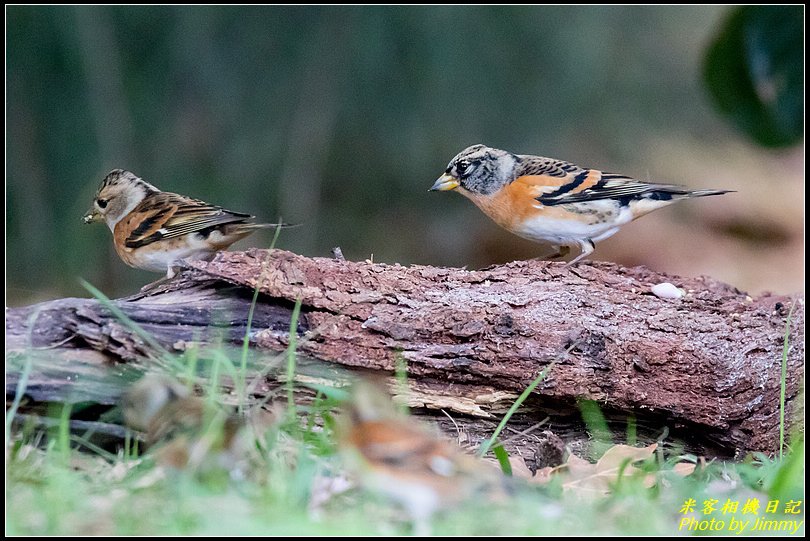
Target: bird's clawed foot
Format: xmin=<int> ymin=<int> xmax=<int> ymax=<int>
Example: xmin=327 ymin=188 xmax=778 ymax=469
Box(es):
xmin=564 ymin=239 xmax=595 ymax=267
xmin=534 ymin=241 xmax=594 ymax=266
xmin=534 ymin=245 xmax=571 ymax=262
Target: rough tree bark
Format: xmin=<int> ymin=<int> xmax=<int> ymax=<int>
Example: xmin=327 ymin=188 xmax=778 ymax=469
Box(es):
xmin=5 ymin=249 xmax=804 ymax=461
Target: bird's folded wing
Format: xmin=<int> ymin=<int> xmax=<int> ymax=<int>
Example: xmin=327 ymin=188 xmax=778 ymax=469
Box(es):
xmin=514 ymin=156 xmax=605 ymax=199
xmin=124 ymin=193 xmax=252 ymax=248
xmin=516 ymin=155 xmax=692 ymax=206
xmin=537 ymin=176 xmax=692 ymax=206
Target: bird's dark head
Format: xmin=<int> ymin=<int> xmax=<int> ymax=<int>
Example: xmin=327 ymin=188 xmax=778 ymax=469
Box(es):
xmin=430 ymin=144 xmax=519 ymax=196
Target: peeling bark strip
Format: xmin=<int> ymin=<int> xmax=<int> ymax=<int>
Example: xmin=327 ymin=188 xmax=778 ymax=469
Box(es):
xmin=5 ymin=249 xmax=804 ymax=456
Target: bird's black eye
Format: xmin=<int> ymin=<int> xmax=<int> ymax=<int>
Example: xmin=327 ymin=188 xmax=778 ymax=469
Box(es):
xmin=97 ymin=199 xmax=108 ymax=209
xmin=456 ymin=161 xmax=470 ymax=175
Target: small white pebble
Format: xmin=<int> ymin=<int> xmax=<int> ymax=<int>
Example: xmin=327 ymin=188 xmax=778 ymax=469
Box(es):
xmin=651 ymin=282 xmax=684 ymax=300
xmin=360 ymin=317 xmax=377 ymax=329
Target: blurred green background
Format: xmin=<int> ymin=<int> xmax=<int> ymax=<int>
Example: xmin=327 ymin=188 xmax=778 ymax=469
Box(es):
xmin=7 ymin=6 xmax=804 ymax=305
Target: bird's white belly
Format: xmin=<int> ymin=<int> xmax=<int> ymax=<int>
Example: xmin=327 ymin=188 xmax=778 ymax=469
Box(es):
xmin=516 ymin=206 xmax=634 ymax=245
xmin=134 ymin=242 xmax=216 ymax=273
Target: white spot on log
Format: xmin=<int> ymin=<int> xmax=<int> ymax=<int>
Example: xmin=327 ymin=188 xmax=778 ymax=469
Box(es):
xmin=651 ymin=282 xmax=684 ymax=300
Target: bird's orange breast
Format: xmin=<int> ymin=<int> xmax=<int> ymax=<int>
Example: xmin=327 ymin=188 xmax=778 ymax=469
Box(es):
xmin=465 ymin=180 xmax=540 ymax=231
xmin=459 ymin=173 xmax=600 ymax=234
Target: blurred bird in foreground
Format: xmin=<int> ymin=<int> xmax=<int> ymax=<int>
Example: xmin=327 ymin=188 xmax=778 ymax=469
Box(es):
xmin=336 ymin=381 xmax=506 ymax=534
xmin=83 ymin=169 xmax=289 ymax=278
xmin=122 ymin=374 xmax=260 ymax=475
xmin=432 ymin=144 xmax=731 ymax=264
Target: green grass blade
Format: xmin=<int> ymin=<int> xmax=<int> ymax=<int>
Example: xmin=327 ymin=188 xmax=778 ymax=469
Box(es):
xmin=579 ymin=399 xmax=613 ymax=459
xmin=394 ymin=353 xmax=409 ymax=414
xmin=768 ymin=436 xmax=804 ymax=501
xmin=492 ymin=444 xmax=512 ymax=475
xmin=5 ymin=355 xmax=33 ymax=444
xmin=239 ymin=223 xmax=285 ymax=413
xmin=239 ymin=287 xmax=262 ymax=411
xmin=478 ymin=363 xmax=554 ymax=457
xmin=183 ymin=343 xmax=200 ymax=391
xmin=779 ymin=300 xmax=796 ymax=459
xmin=626 ymin=413 xmax=637 ymax=447
xmin=57 ymin=403 xmax=73 ymax=462
xmin=69 ymin=434 xmax=117 ymax=461
xmin=286 ymin=298 xmax=303 ymax=420
xmin=79 ymin=279 xmax=177 ymax=370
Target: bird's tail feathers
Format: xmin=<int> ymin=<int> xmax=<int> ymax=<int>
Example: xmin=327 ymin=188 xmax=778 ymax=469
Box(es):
xmin=241 ymin=221 xmax=300 ymax=231
xmin=687 ymin=189 xmax=734 ymax=198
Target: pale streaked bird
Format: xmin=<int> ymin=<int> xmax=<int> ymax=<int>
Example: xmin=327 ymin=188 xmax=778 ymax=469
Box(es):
xmin=83 ymin=169 xmax=288 ymax=277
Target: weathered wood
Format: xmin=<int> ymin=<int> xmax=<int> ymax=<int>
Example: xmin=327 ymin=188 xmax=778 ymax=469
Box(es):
xmin=5 ymin=249 xmax=804 ymax=458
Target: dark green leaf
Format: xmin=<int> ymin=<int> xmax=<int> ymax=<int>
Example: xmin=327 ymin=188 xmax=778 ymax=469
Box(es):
xmin=704 ymin=6 xmax=803 ymax=147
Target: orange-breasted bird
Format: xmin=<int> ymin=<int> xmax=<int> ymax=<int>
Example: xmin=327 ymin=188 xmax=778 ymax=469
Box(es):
xmin=431 ymin=145 xmax=731 ymax=264
xmin=336 ymin=382 xmax=506 ymax=532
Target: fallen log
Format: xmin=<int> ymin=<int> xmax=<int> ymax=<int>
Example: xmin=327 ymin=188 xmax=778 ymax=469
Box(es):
xmin=5 ymin=249 xmax=804 ymax=460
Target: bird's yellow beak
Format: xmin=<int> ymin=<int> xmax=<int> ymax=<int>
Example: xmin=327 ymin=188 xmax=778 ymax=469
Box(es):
xmin=429 ymin=173 xmax=460 ymax=192
xmin=83 ymin=209 xmax=101 ymax=224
